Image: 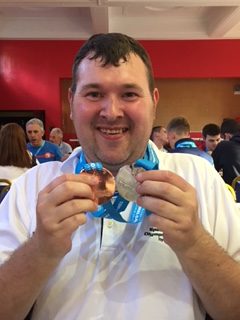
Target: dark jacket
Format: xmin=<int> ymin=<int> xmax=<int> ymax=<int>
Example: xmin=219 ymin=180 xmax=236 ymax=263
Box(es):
xmin=169 ymin=138 xmax=214 ymax=165
xmin=212 ymin=132 xmax=240 ymax=185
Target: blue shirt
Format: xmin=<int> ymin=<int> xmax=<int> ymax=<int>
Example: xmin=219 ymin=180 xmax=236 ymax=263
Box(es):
xmin=27 ymin=140 xmax=62 ymax=163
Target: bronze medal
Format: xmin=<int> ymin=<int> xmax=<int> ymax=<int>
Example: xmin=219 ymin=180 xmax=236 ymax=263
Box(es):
xmin=81 ymin=167 xmax=115 ymax=205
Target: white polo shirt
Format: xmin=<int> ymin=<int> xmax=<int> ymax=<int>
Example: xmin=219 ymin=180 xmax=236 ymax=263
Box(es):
xmin=0 ymin=143 xmax=240 ymax=320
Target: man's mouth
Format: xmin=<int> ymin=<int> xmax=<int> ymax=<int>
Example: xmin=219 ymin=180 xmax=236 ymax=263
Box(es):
xmin=100 ymin=128 xmax=127 ymax=135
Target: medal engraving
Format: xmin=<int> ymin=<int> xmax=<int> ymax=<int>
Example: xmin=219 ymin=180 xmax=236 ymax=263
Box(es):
xmin=81 ymin=168 xmax=115 ymax=205
xmin=116 ymin=165 xmax=145 ymax=202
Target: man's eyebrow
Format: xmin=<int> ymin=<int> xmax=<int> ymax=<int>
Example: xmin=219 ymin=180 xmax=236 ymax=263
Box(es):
xmin=80 ymin=83 xmax=143 ymax=91
xmin=123 ymin=83 xmax=143 ymax=91
xmin=80 ymin=83 xmax=101 ymax=91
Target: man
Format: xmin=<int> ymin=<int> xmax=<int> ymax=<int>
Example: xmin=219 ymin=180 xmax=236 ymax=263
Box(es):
xmin=49 ymin=127 xmax=72 ymax=161
xmin=202 ymin=123 xmax=221 ymax=155
xmin=0 ymin=34 xmax=240 ymax=320
xmin=150 ymin=125 xmax=169 ymax=152
xmin=212 ymin=118 xmax=240 ymax=185
xmin=167 ymin=116 xmax=214 ymax=165
xmin=26 ymin=118 xmax=62 ymax=163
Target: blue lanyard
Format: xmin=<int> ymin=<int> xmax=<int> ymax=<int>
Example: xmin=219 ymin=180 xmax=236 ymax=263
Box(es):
xmin=33 ymin=141 xmax=45 ymax=157
xmin=75 ymin=144 xmax=159 ymax=223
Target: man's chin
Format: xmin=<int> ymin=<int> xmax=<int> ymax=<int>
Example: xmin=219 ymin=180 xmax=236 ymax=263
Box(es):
xmin=99 ymin=154 xmax=131 ymax=168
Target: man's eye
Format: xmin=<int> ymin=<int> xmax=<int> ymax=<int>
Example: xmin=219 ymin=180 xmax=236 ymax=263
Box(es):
xmin=86 ymin=92 xmax=102 ymax=99
xmin=123 ymin=92 xmax=138 ymax=98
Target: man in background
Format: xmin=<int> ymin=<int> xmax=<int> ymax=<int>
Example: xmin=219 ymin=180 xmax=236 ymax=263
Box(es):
xmin=202 ymin=123 xmax=221 ymax=155
xmin=212 ymin=118 xmax=240 ymax=185
xmin=167 ymin=116 xmax=213 ymax=165
xmin=150 ymin=125 xmax=169 ymax=152
xmin=26 ymin=118 xmax=62 ymax=163
xmin=49 ymin=127 xmax=72 ymax=161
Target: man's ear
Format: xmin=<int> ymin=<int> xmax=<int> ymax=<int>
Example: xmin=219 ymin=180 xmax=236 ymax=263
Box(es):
xmin=168 ymin=131 xmax=174 ymax=139
xmin=152 ymin=88 xmax=159 ymax=117
xmin=68 ymin=88 xmax=73 ymax=120
xmin=153 ymin=88 xmax=159 ymax=107
xmin=225 ymin=133 xmax=231 ymax=141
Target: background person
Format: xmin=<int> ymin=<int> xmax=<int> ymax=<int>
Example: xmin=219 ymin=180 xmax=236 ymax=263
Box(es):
xmin=0 ymin=33 xmax=240 ymax=320
xmin=49 ymin=127 xmax=72 ymax=161
xmin=212 ymin=118 xmax=240 ymax=185
xmin=202 ymin=123 xmax=221 ymax=155
xmin=150 ymin=125 xmax=169 ymax=152
xmin=167 ymin=116 xmax=214 ymax=165
xmin=0 ymin=122 xmax=38 ymax=182
xmin=26 ymin=118 xmax=62 ymax=163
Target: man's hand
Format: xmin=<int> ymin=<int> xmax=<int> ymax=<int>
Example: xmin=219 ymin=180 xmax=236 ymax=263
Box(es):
xmin=136 ymin=170 xmax=203 ymax=253
xmin=34 ymin=173 xmax=99 ymax=260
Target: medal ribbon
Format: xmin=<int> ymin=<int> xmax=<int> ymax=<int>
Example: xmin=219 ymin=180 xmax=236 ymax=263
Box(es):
xmin=33 ymin=141 xmax=45 ymax=157
xmin=75 ymin=144 xmax=159 ymax=223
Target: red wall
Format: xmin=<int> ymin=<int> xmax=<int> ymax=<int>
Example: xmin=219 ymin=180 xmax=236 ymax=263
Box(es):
xmin=1 ymin=39 xmax=240 ymax=140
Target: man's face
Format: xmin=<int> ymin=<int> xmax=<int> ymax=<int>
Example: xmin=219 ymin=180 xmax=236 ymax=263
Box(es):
xmin=204 ymin=134 xmax=221 ymax=151
xmin=167 ymin=131 xmax=175 ymax=149
xmin=69 ymin=53 xmax=158 ymax=175
xmin=49 ymin=132 xmax=61 ymax=146
xmin=26 ymin=124 xmax=44 ymax=147
xmin=158 ymin=127 xmax=168 ymax=146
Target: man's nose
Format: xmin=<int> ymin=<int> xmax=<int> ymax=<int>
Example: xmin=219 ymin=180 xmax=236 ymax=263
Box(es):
xmin=100 ymin=96 xmax=123 ymax=121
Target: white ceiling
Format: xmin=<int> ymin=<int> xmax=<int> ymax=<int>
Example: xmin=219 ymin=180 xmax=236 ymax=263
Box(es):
xmin=1 ymin=0 xmax=240 ymax=40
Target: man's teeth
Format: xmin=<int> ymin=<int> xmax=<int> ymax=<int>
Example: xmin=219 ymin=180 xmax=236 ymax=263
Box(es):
xmin=101 ymin=129 xmax=125 ymax=134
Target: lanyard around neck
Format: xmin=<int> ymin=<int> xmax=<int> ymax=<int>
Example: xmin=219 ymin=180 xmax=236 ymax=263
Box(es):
xmin=75 ymin=144 xmax=159 ymax=223
xmin=33 ymin=141 xmax=45 ymax=157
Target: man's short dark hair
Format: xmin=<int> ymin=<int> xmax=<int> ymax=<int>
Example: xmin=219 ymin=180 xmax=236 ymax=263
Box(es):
xmin=167 ymin=117 xmax=190 ymax=136
xmin=150 ymin=126 xmax=163 ymax=141
xmin=220 ymin=119 xmax=240 ymax=135
xmin=202 ymin=123 xmax=220 ymax=139
xmin=70 ymin=33 xmax=154 ymax=98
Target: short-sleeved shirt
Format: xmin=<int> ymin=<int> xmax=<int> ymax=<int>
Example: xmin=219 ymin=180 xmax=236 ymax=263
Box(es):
xmin=27 ymin=140 xmax=62 ymax=163
xmin=0 ymin=142 xmax=240 ymax=319
xmin=59 ymin=141 xmax=72 ymax=156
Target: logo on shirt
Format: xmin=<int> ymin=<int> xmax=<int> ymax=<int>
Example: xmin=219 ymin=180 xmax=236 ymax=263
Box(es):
xmin=45 ymin=152 xmax=52 ymax=158
xmin=144 ymin=227 xmax=164 ymax=242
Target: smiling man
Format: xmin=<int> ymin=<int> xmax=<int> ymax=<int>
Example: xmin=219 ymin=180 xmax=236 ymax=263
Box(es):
xmin=68 ymin=45 xmax=158 ymax=176
xmin=0 ymin=34 xmax=240 ymax=320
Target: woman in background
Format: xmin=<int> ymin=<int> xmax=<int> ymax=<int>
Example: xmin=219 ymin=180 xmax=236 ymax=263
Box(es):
xmin=0 ymin=123 xmax=38 ymax=182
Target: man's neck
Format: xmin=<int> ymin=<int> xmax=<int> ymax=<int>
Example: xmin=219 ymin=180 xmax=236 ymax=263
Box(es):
xmin=31 ymin=140 xmax=44 ymax=148
xmin=154 ymin=140 xmax=163 ymax=150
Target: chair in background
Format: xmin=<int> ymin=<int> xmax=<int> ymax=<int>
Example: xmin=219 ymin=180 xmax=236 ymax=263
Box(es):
xmin=232 ymin=176 xmax=240 ymax=203
xmin=0 ymin=179 xmax=12 ymax=203
xmin=226 ymin=183 xmax=237 ymax=202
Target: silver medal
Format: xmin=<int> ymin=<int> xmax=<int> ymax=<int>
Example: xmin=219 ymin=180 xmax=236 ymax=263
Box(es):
xmin=115 ymin=165 xmax=145 ymax=202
